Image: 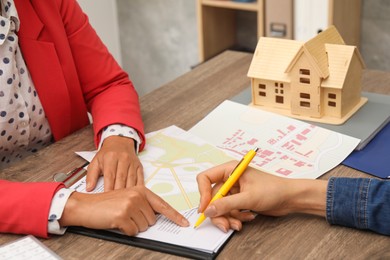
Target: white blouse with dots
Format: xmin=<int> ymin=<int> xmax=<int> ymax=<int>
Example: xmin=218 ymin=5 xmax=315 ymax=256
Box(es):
xmin=0 ymin=0 xmax=52 ymax=168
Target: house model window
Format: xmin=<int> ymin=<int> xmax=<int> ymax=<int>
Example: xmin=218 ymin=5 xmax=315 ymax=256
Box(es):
xmin=248 ymin=26 xmax=367 ymax=125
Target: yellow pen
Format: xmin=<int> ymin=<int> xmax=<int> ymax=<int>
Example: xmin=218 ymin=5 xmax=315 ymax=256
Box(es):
xmin=194 ymin=148 xmax=258 ymax=228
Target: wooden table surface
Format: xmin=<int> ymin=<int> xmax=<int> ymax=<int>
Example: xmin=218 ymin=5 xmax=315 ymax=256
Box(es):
xmin=1 ymin=51 xmax=389 ymax=259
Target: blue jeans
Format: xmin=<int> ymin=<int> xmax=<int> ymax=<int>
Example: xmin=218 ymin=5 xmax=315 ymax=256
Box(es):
xmin=326 ymin=177 xmax=390 ymax=235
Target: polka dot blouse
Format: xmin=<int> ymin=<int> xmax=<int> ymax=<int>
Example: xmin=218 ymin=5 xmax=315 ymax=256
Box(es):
xmin=0 ymin=0 xmax=52 ymax=169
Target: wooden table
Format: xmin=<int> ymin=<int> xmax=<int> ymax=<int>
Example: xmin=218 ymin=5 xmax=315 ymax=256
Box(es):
xmin=1 ymin=51 xmax=390 ymax=259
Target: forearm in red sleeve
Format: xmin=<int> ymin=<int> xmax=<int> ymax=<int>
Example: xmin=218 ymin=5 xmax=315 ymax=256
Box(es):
xmin=60 ymin=0 xmax=145 ymax=150
xmin=0 ymin=180 xmax=64 ymax=238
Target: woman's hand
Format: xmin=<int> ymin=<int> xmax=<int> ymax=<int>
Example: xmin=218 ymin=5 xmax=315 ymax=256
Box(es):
xmin=86 ymin=136 xmax=143 ymax=192
xmin=60 ymin=186 xmax=189 ymax=235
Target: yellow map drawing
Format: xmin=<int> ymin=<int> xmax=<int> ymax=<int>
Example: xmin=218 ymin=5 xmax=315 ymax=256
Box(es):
xmin=141 ymin=125 xmax=233 ymax=211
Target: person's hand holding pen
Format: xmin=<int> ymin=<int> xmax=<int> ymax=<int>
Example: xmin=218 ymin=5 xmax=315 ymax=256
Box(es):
xmin=196 ymin=161 xmax=327 ymax=233
xmin=194 ymin=148 xmax=258 ymax=229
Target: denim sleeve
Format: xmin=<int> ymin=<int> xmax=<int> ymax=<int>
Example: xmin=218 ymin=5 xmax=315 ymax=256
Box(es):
xmin=326 ymin=177 xmax=390 ymax=235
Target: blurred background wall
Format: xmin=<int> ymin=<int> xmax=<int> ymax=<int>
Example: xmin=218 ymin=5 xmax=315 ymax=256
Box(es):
xmin=78 ymin=0 xmax=122 ymax=65
xmin=80 ymin=0 xmax=390 ymax=97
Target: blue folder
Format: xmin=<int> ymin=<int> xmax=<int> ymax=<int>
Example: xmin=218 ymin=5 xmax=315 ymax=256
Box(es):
xmin=342 ymin=122 xmax=390 ymax=179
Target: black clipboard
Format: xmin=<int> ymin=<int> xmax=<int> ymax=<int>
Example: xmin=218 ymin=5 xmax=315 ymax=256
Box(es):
xmin=68 ymin=226 xmax=234 ymax=260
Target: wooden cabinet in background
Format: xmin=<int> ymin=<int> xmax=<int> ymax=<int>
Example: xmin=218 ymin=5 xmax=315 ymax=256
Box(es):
xmin=197 ymin=0 xmax=361 ymax=62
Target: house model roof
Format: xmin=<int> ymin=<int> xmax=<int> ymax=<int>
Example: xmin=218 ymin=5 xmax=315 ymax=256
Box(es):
xmin=292 ymin=26 xmax=345 ymax=79
xmin=322 ymin=44 xmax=365 ymax=89
xmin=247 ymin=38 xmax=303 ymax=82
xmin=248 ymin=26 xmax=365 ymax=85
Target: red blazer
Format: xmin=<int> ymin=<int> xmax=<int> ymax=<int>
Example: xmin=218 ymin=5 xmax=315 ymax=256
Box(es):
xmin=0 ymin=0 xmax=145 ymax=237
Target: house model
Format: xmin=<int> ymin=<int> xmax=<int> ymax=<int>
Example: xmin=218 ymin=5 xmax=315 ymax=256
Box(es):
xmin=247 ymin=26 xmax=367 ymax=125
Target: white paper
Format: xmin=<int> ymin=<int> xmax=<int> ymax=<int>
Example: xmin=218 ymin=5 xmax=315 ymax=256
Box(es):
xmin=136 ymin=208 xmax=233 ymax=252
xmin=190 ymin=100 xmax=360 ymax=179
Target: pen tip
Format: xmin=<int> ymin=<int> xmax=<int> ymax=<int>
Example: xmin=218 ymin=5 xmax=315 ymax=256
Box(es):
xmin=254 ymin=147 xmax=259 ymax=152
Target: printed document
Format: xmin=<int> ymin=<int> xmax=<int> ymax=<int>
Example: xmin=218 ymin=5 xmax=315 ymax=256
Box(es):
xmin=74 ymin=125 xmax=234 ymax=253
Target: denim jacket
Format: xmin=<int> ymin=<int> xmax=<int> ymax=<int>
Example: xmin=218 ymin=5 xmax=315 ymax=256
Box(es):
xmin=326 ymin=177 xmax=390 ymax=235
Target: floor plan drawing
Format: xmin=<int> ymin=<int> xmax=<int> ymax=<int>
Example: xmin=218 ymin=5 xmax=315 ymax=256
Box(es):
xmin=190 ymin=101 xmax=360 ymax=179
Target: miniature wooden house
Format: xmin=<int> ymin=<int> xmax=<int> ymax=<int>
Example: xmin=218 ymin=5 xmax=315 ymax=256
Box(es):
xmin=248 ymin=26 xmax=367 ymax=125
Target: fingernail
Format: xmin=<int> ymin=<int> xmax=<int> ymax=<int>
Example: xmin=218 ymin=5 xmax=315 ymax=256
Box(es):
xmin=217 ymin=224 xmax=227 ymax=233
xmin=182 ymin=218 xmax=190 ymax=227
xmin=231 ymin=224 xmax=241 ymax=231
xmin=204 ymin=205 xmax=217 ymax=217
